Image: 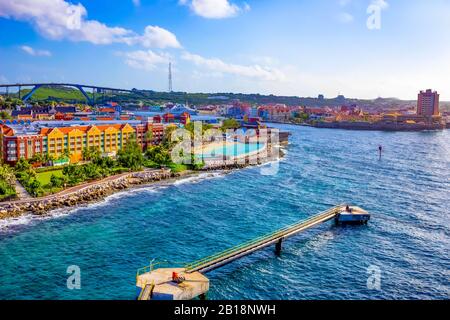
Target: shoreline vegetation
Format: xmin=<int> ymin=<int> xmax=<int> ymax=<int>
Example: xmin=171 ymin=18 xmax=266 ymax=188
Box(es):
xmin=0 ymin=145 xmax=282 ymax=221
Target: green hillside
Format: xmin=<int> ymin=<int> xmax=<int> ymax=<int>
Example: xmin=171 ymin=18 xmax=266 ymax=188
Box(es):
xmin=21 ymin=86 xmax=93 ymax=102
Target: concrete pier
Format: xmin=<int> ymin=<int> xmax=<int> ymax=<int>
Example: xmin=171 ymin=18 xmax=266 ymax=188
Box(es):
xmin=335 ymin=206 xmax=370 ymax=225
xmin=136 ymin=268 xmax=209 ymax=301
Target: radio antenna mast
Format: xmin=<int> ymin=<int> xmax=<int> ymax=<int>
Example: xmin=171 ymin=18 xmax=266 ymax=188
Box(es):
xmin=168 ymin=62 xmax=173 ymax=93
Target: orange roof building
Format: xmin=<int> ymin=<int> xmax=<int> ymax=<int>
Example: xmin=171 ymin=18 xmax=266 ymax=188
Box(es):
xmin=1 ymin=120 xmax=167 ymax=165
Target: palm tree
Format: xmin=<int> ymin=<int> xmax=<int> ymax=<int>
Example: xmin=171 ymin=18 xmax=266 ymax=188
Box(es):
xmin=0 ymin=165 xmax=15 ymax=186
xmin=145 ymin=130 xmax=154 ymax=148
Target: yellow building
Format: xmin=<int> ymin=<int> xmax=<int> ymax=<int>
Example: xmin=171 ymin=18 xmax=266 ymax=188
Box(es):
xmin=40 ymin=124 xmax=136 ymax=163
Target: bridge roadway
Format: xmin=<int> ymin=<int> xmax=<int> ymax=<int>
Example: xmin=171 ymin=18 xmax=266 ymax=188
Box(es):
xmin=184 ymin=204 xmax=345 ymax=274
xmin=0 ymin=82 xmax=140 ymax=105
xmin=0 ymin=83 xmax=135 ymax=92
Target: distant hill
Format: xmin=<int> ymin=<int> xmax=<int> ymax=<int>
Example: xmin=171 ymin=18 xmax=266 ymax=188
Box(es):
xmin=10 ymin=85 xmax=450 ymax=111
xmin=21 ymin=86 xmax=92 ymax=101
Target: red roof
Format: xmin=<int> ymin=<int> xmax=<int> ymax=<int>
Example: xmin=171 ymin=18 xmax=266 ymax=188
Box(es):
xmin=99 ymin=108 xmax=115 ymax=113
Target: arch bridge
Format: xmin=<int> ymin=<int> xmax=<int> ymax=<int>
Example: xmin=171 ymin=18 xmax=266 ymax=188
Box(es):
xmin=0 ymin=83 xmax=141 ymax=105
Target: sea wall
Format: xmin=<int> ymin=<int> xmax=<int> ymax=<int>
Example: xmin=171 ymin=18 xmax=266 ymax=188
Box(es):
xmin=314 ymin=121 xmax=445 ymax=131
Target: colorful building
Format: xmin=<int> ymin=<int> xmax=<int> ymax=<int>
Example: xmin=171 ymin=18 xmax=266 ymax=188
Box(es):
xmin=163 ymin=113 xmax=175 ymax=123
xmin=257 ymin=104 xmax=292 ymax=122
xmin=179 ymin=112 xmax=191 ymax=125
xmin=417 ymin=89 xmax=440 ymax=116
xmin=0 ymin=119 xmax=165 ymax=165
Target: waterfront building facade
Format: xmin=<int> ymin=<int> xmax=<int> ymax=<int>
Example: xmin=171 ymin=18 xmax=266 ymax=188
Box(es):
xmin=417 ymin=89 xmax=440 ymax=116
xmin=0 ymin=119 xmax=165 ymax=165
xmin=258 ymin=104 xmax=292 ymax=122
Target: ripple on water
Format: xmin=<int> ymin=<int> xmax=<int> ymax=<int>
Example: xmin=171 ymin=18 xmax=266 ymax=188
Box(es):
xmin=0 ymin=125 xmax=449 ymax=300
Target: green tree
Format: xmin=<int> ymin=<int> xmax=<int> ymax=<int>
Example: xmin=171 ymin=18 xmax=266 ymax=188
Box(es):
xmin=15 ymin=158 xmax=31 ymax=173
xmin=82 ymin=146 xmax=101 ymax=161
xmin=50 ymin=174 xmax=61 ymax=188
xmin=184 ymin=122 xmax=213 ymax=136
xmin=59 ymin=149 xmax=71 ymax=161
xmin=145 ymin=130 xmax=154 ymax=147
xmin=1 ymin=97 xmax=23 ymax=110
xmin=83 ymin=163 xmax=102 ymax=180
xmin=117 ymin=137 xmax=144 ymax=170
xmin=221 ymin=118 xmax=240 ymax=132
xmin=28 ymin=179 xmax=42 ymax=197
xmin=63 ymin=164 xmax=85 ymax=185
xmin=162 ymin=125 xmax=177 ymax=146
xmin=0 ymin=111 xmax=12 ymax=120
xmin=0 ymin=164 xmax=16 ymax=186
xmin=146 ymin=145 xmax=171 ymax=165
xmin=29 ymin=153 xmax=44 ymax=165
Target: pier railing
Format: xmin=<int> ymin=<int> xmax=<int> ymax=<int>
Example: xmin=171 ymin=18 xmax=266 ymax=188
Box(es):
xmin=184 ymin=204 xmax=345 ymax=273
xmin=136 ymin=260 xmax=186 ymax=278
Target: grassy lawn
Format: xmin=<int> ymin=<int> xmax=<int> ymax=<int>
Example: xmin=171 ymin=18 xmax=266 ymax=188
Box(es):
xmin=168 ymin=163 xmax=188 ymax=173
xmin=36 ymin=169 xmax=64 ymax=186
xmin=143 ymin=159 xmax=160 ymax=169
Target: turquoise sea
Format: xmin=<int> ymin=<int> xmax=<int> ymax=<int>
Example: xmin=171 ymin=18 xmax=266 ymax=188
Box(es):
xmin=0 ymin=124 xmax=449 ymax=300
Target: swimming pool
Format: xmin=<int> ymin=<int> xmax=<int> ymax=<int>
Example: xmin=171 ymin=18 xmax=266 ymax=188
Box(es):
xmin=199 ymin=142 xmax=265 ymax=159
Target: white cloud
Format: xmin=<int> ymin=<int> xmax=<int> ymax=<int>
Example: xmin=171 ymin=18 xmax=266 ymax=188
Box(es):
xmin=0 ymin=0 xmax=181 ymax=48
xmin=337 ymin=12 xmax=354 ymax=23
xmin=119 ymin=50 xmax=171 ymax=71
xmin=134 ymin=26 xmax=182 ymax=49
xmin=20 ymin=45 xmax=52 ymax=56
xmin=338 ymin=0 xmax=352 ymax=7
xmin=181 ymin=52 xmax=286 ymax=81
xmin=132 ymin=0 xmax=141 ymax=7
xmin=180 ymin=0 xmax=249 ymax=19
xmin=371 ymin=0 xmax=389 ymax=10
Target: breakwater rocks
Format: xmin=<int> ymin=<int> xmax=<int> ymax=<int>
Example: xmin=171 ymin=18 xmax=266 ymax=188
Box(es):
xmin=0 ymin=148 xmax=281 ymax=220
xmin=0 ymin=169 xmax=171 ymax=219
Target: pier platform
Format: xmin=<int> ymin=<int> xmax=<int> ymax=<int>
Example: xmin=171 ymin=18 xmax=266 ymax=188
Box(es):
xmin=335 ymin=206 xmax=370 ymax=225
xmin=136 ymin=267 xmax=209 ymax=301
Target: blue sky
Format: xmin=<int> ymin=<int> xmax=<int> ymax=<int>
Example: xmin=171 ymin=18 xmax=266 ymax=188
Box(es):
xmin=0 ymin=0 xmax=449 ymax=100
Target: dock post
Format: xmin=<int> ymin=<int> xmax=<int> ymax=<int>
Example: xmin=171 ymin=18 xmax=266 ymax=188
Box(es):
xmin=275 ymin=239 xmax=283 ymax=255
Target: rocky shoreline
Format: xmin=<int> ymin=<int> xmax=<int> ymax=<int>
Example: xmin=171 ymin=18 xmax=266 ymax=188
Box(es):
xmin=0 ymin=148 xmax=282 ymax=221
xmin=0 ymin=169 xmax=172 ymax=220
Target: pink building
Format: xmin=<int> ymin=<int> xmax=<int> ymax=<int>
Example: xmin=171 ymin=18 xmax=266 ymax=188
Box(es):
xmin=417 ymin=89 xmax=440 ymax=116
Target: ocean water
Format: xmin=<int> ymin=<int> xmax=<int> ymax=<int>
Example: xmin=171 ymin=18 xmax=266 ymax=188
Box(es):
xmin=0 ymin=124 xmax=449 ymax=300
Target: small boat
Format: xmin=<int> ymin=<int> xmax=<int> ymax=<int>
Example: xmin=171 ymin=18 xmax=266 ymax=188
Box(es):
xmin=335 ymin=206 xmax=370 ymax=225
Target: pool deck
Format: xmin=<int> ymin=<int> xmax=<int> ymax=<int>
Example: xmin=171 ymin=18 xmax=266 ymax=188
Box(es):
xmin=197 ymin=140 xmax=267 ymax=161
